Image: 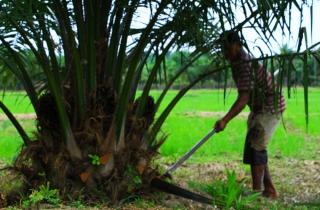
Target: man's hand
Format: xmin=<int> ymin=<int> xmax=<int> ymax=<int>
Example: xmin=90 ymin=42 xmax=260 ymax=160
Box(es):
xmin=214 ymin=93 xmax=249 ymax=133
xmin=214 ymin=119 xmax=227 ymax=132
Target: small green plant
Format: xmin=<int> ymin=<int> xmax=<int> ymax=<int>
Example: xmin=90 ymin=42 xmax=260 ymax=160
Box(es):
xmin=124 ymin=165 xmax=142 ymax=192
xmin=66 ymin=192 xmax=86 ymax=209
xmin=189 ymin=170 xmax=260 ymax=209
xmin=132 ymin=198 xmax=157 ymax=208
xmin=22 ymin=182 xmax=61 ymax=209
xmin=4 ymin=207 xmax=20 ymax=210
xmin=70 ymin=199 xmax=85 ymax=209
xmin=88 ymin=154 xmax=101 ymax=165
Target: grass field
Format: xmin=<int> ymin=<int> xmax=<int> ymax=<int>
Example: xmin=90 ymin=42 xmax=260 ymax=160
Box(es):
xmin=0 ymin=88 xmax=320 ymax=163
xmin=158 ymin=88 xmax=320 ymax=162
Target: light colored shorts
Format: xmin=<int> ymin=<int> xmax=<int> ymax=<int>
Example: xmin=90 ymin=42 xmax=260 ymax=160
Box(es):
xmin=246 ymin=112 xmax=281 ymax=151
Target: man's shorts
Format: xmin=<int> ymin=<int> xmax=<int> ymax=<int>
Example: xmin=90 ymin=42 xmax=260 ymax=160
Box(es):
xmin=243 ymin=112 xmax=281 ymax=165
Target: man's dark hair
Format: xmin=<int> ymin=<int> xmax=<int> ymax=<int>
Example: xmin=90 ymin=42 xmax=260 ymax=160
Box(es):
xmin=217 ymin=30 xmax=242 ymax=46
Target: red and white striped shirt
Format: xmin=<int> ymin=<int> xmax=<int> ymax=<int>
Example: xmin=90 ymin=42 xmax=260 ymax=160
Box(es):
xmin=231 ymin=50 xmax=286 ymax=114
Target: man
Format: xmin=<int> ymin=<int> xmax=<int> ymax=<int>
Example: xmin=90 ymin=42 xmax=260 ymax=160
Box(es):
xmin=214 ymin=31 xmax=285 ymax=198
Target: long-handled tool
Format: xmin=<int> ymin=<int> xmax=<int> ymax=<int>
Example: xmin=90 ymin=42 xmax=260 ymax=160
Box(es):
xmin=150 ymin=128 xmax=216 ymax=204
xmin=163 ymin=128 xmax=216 ymax=177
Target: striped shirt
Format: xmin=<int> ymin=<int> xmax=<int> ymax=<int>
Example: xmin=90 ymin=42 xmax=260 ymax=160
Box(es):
xmin=231 ymin=50 xmax=286 ymax=114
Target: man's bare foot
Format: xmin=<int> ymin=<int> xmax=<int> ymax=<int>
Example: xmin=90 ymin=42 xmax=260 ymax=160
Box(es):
xmin=262 ymin=190 xmax=278 ymax=199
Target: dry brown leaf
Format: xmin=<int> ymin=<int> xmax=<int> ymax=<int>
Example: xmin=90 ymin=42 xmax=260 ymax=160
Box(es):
xmin=100 ymin=153 xmax=112 ymax=165
xmin=79 ymin=171 xmax=91 ymax=183
xmin=136 ymin=160 xmax=147 ymax=175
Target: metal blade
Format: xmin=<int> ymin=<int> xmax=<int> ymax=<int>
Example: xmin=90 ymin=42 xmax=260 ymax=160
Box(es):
xmin=163 ymin=129 xmax=216 ymax=176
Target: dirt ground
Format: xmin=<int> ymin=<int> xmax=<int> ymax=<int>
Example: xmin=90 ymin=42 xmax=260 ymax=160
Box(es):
xmin=1 ymin=157 xmax=319 ymax=209
xmin=167 ymin=158 xmax=320 ymax=209
xmin=0 ymin=113 xmax=36 ymax=121
xmin=122 ymin=157 xmax=320 ymax=209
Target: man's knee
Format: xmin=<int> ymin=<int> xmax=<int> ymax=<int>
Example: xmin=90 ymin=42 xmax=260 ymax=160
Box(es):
xmin=252 ymin=149 xmax=268 ymax=165
xmin=243 ymin=147 xmax=268 ymax=165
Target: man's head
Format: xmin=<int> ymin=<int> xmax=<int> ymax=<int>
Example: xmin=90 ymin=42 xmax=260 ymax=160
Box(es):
xmin=217 ymin=30 xmax=242 ymax=61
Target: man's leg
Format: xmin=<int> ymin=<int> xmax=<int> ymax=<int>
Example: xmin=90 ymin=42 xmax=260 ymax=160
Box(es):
xmin=250 ymin=149 xmax=267 ymax=191
xmin=244 ymin=117 xmax=267 ymax=192
xmin=251 ymin=164 xmax=265 ymax=191
xmin=263 ymin=164 xmax=278 ymax=198
xmin=244 ymin=142 xmax=267 ymax=192
xmin=245 ymin=113 xmax=280 ymax=198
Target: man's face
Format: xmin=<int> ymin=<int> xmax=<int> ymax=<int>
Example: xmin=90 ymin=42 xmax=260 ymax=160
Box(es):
xmin=222 ymin=42 xmax=240 ymax=61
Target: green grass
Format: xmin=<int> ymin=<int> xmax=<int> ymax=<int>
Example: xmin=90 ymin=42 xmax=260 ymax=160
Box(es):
xmin=0 ymin=119 xmax=35 ymax=162
xmin=189 ymin=170 xmax=261 ymax=209
xmin=0 ymin=88 xmax=319 ymax=163
xmin=0 ymin=91 xmax=35 ymax=114
xmin=156 ymin=88 xmax=320 ymax=161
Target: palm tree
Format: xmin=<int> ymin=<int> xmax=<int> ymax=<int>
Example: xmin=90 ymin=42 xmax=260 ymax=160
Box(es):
xmin=0 ymin=0 xmax=317 ymax=204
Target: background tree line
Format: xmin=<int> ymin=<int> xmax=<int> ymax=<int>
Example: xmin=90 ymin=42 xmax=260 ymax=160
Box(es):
xmin=2 ymin=46 xmax=320 ymax=91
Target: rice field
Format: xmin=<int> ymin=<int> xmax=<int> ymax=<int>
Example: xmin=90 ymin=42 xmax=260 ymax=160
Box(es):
xmin=0 ymin=88 xmax=320 ymax=163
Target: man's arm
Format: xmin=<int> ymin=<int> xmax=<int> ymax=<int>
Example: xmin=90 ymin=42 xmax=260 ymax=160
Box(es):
xmin=214 ymin=92 xmax=249 ymax=132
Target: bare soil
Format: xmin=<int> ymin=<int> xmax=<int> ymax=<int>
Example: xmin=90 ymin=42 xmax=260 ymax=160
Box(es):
xmin=182 ymin=111 xmax=249 ymax=119
xmin=2 ymin=157 xmax=319 ymax=209
xmin=0 ymin=113 xmax=36 ymax=121
xmin=168 ymin=158 xmax=320 ymax=209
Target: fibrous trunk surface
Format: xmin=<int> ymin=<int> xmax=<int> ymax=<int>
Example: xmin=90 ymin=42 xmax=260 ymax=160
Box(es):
xmin=11 ymin=85 xmax=160 ymax=203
